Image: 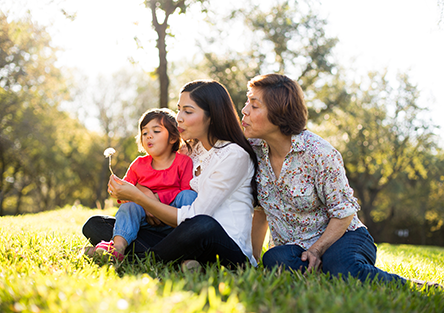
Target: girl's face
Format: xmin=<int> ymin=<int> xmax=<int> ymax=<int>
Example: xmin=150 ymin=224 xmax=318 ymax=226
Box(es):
xmin=176 ymin=92 xmax=212 ymax=150
xmin=241 ymin=87 xmax=280 ymax=140
xmin=141 ymin=119 xmax=175 ymax=158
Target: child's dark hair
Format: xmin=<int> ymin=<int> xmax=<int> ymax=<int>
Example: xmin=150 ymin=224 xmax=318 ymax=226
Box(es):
xmin=136 ymin=108 xmax=180 ymax=153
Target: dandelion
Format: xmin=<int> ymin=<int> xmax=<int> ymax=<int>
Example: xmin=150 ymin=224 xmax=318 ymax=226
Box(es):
xmin=104 ymin=147 xmax=116 ymax=176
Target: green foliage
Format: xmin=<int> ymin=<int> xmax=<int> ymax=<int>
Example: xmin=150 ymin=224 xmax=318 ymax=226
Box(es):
xmin=314 ymin=70 xmax=443 ymax=244
xmin=0 ymin=14 xmax=143 ymax=215
xmin=0 ymin=207 xmax=443 ymax=312
xmin=200 ymin=0 xmax=338 ymax=115
xmin=0 ymin=13 xmax=70 ymax=214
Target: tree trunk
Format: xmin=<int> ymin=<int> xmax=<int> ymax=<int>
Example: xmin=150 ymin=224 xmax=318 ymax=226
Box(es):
xmin=157 ymin=25 xmax=169 ymax=108
xmin=352 ymin=181 xmax=383 ymax=240
xmin=148 ymin=0 xmax=171 ymax=109
xmin=0 ymin=193 xmax=4 ymax=216
xmin=95 ymin=159 xmax=109 ymax=210
xmin=14 ymin=187 xmax=24 ymax=215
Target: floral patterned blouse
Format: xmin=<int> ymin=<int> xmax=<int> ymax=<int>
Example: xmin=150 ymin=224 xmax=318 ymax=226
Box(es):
xmin=249 ymin=130 xmax=365 ymax=249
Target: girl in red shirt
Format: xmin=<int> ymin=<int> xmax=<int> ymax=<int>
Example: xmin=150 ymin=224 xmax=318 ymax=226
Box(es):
xmin=92 ymin=108 xmax=197 ymax=261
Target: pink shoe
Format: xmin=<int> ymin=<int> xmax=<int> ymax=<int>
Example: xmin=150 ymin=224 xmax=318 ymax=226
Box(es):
xmin=93 ymin=241 xmax=124 ymax=262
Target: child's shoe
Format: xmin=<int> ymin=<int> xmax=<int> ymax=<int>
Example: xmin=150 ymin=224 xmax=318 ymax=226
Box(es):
xmin=93 ymin=241 xmax=124 ymax=262
xmin=181 ymin=259 xmax=202 ymax=273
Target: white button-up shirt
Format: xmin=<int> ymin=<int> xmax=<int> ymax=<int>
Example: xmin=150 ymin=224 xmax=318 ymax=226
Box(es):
xmin=177 ymin=140 xmax=257 ymax=266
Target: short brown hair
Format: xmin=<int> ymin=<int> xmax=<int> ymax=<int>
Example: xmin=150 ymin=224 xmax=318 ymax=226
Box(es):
xmin=136 ymin=108 xmax=180 ymax=153
xmin=248 ymin=74 xmax=308 ymax=135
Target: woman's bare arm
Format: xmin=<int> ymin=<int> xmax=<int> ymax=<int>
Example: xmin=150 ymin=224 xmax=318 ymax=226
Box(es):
xmin=251 ymin=209 xmax=269 ymax=262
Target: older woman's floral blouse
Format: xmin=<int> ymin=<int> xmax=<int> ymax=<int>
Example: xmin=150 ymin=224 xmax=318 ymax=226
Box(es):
xmin=250 ymin=130 xmax=365 ymax=249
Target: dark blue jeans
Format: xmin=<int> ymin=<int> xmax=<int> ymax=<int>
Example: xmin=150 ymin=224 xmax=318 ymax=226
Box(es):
xmin=262 ymin=227 xmax=406 ymax=283
xmin=82 ymin=214 xmax=247 ymax=267
xmin=114 ymin=190 xmax=198 ymax=243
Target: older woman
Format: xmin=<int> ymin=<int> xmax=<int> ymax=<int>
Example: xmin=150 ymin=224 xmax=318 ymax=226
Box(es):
xmin=242 ymin=73 xmax=406 ymax=283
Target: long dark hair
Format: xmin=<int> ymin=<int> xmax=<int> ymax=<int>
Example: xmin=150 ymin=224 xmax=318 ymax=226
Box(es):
xmin=181 ymin=80 xmax=258 ymax=206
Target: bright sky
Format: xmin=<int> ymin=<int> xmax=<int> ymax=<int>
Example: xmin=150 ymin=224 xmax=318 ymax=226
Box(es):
xmin=2 ymin=0 xmax=444 ymax=142
xmin=321 ymin=0 xmax=444 ymax=144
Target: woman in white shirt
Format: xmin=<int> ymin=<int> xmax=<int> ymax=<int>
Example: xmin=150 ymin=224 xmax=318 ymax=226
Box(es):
xmin=83 ymin=80 xmax=258 ymax=267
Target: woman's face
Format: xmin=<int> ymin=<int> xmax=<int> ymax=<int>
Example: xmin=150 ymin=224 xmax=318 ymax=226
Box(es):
xmin=241 ymin=87 xmax=280 ymax=140
xmin=176 ymin=91 xmax=211 ymax=149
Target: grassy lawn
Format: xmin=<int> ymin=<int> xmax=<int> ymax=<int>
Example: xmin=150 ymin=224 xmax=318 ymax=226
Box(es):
xmin=0 ymin=206 xmax=443 ymax=313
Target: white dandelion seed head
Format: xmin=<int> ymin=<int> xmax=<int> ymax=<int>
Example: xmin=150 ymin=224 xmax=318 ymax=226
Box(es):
xmin=104 ymin=148 xmax=116 ymax=158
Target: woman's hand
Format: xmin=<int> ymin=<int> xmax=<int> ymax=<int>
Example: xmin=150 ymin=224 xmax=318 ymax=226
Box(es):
xmin=300 ymin=215 xmax=354 ymax=275
xmin=301 ymin=247 xmax=322 ymax=274
xmin=108 ymin=175 xmax=141 ymax=202
xmin=109 ymin=175 xmax=178 ymax=227
xmin=108 ymin=176 xmax=164 ymax=227
xmin=135 ymin=184 xmax=163 ymax=227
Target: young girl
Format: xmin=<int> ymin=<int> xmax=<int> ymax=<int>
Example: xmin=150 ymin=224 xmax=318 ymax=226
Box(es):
xmin=92 ymin=108 xmax=197 ymax=261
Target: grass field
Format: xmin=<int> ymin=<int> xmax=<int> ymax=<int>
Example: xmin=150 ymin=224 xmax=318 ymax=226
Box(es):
xmin=0 ymin=205 xmax=443 ymax=312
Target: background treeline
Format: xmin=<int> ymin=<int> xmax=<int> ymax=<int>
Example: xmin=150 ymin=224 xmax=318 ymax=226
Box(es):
xmin=1 ymin=1 xmax=443 ymax=246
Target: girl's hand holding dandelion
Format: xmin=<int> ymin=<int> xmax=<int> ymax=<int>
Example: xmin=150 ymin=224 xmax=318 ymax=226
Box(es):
xmin=104 ymin=147 xmax=147 ymax=205
xmin=103 ymin=148 xmax=137 ymax=200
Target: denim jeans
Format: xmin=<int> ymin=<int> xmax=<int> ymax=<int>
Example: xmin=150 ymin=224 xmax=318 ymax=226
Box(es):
xmin=113 ymin=189 xmax=197 ymax=244
xmin=82 ymin=214 xmax=248 ymax=267
xmin=262 ymin=227 xmax=406 ymax=283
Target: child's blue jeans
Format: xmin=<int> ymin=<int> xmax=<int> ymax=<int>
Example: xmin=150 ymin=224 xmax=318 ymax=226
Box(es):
xmin=113 ymin=189 xmax=197 ymax=245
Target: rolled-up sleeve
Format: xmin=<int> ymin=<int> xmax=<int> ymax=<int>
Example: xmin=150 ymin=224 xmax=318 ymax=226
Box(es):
xmin=316 ymin=149 xmax=360 ymax=219
xmin=177 ymin=149 xmax=252 ymax=225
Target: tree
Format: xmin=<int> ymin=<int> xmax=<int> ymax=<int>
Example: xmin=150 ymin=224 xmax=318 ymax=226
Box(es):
xmin=0 ymin=13 xmax=113 ymax=214
xmin=397 ymin=152 xmax=444 ymax=245
xmin=439 ymin=0 xmax=444 ymax=27
xmin=144 ymin=0 xmax=206 ymax=108
xmin=0 ymin=13 xmax=69 ymax=214
xmin=316 ymin=71 xmax=438 ymax=241
xmin=200 ymin=0 xmax=338 ymax=114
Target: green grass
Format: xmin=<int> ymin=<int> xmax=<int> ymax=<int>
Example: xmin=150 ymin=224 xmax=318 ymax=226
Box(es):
xmin=0 ymin=206 xmax=443 ymax=313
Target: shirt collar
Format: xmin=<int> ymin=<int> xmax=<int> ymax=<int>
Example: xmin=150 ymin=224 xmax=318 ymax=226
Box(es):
xmin=197 ymin=139 xmax=228 ymax=159
xmin=258 ymin=131 xmax=306 ymax=156
xmin=290 ymin=131 xmax=306 ymax=153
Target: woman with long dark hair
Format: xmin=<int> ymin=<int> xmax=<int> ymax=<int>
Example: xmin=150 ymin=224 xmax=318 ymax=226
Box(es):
xmin=82 ymin=80 xmax=258 ymax=268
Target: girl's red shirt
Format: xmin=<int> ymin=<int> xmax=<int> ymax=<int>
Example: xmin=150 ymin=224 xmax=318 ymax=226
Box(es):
xmin=123 ymin=152 xmax=193 ymax=205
